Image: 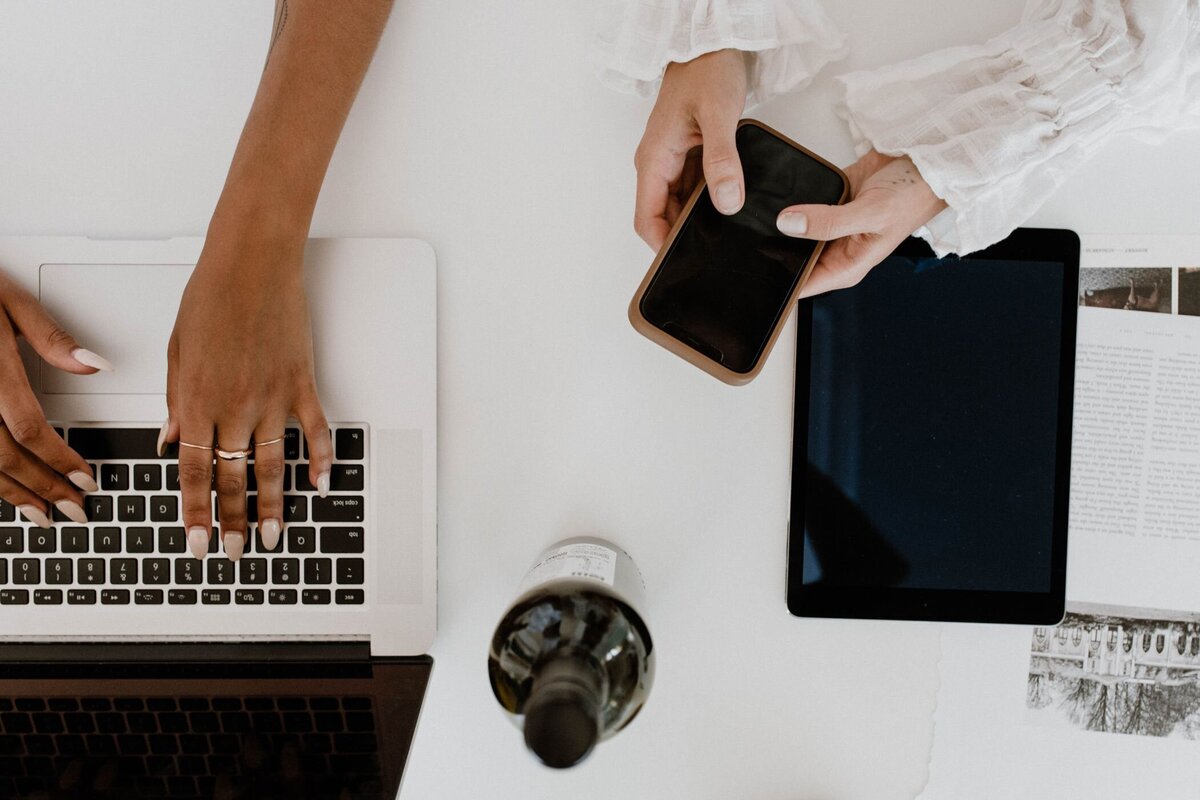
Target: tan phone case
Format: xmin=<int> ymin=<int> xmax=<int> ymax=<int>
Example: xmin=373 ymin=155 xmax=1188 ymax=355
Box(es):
xmin=629 ymin=119 xmax=849 ymax=386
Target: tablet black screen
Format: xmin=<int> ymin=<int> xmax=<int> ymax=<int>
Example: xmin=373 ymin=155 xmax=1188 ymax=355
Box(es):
xmin=797 ymin=245 xmax=1070 ymax=600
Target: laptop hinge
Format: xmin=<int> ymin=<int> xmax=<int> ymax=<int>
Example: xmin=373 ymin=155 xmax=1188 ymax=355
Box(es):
xmin=0 ymin=641 xmax=371 ymax=663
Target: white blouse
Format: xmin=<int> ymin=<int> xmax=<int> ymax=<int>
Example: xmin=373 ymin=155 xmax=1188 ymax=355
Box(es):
xmin=592 ymin=0 xmax=1200 ymax=256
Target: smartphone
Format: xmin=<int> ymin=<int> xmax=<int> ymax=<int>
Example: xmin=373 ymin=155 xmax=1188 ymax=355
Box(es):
xmin=629 ymin=119 xmax=848 ymax=385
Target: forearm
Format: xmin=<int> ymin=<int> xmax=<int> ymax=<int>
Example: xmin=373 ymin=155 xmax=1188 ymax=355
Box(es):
xmin=210 ymin=0 xmax=394 ymax=248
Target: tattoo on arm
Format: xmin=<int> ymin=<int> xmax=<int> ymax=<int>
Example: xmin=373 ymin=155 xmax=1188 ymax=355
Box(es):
xmin=266 ymin=0 xmax=289 ymax=65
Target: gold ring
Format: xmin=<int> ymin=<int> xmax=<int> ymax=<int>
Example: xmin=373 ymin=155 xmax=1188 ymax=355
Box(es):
xmin=254 ymin=436 xmax=286 ymax=448
xmin=178 ymin=441 xmax=214 ymax=451
xmin=216 ymin=447 xmax=253 ymax=461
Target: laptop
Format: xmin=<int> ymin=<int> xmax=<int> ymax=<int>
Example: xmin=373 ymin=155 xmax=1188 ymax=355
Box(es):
xmin=0 ymin=237 xmax=436 ymax=798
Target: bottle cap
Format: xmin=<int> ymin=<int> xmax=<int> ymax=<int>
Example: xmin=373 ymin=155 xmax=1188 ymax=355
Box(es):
xmin=523 ymin=656 xmax=602 ymax=769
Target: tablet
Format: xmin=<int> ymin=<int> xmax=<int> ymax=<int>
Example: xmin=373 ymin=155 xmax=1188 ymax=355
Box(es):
xmin=787 ymin=229 xmax=1079 ymax=624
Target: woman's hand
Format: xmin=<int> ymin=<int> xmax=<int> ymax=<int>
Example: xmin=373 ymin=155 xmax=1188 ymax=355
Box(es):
xmin=779 ymin=150 xmax=948 ymax=297
xmin=0 ymin=269 xmax=107 ymax=526
xmin=165 ymin=228 xmax=332 ymax=562
xmin=633 ymin=49 xmax=748 ymax=250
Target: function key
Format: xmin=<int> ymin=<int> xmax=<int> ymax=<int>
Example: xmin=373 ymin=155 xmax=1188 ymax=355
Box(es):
xmin=134 ymin=464 xmax=162 ymax=491
xmin=269 ymin=589 xmax=298 ymax=605
xmin=336 ymin=589 xmax=365 ymax=605
xmin=235 ymin=589 xmax=264 ymax=605
xmin=335 ymin=429 xmax=365 ymax=461
xmin=135 ymin=589 xmax=164 ymax=605
xmin=302 ymin=589 xmax=331 ymax=605
xmin=34 ymin=589 xmax=63 ymax=605
xmin=312 ymin=496 xmax=363 ymax=523
xmin=202 ymin=589 xmax=231 ymax=605
xmin=169 ymin=589 xmax=197 ymax=605
xmin=101 ymin=589 xmax=130 ymax=605
xmin=29 ymin=529 xmax=55 ymax=554
xmin=0 ymin=589 xmax=29 ymax=605
xmin=84 ymin=496 xmax=113 ymax=522
xmin=68 ymin=589 xmax=97 ymax=605
xmin=100 ymin=464 xmax=130 ymax=491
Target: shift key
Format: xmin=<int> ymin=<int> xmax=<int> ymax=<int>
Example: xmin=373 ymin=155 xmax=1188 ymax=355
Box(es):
xmin=312 ymin=496 xmax=364 ymax=523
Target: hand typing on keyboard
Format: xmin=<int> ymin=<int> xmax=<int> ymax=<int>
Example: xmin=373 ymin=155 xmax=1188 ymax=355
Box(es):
xmin=0 ymin=268 xmax=110 ymax=528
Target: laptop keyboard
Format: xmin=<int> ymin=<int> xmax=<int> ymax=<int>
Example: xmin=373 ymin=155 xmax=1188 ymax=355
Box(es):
xmin=0 ymin=424 xmax=368 ymax=608
xmin=0 ymin=694 xmax=382 ymax=798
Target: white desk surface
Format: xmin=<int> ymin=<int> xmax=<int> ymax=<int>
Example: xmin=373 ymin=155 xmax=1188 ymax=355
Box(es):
xmin=4 ymin=2 xmax=1200 ymax=798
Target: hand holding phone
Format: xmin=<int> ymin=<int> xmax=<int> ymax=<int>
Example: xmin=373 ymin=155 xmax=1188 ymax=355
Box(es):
xmin=630 ymin=120 xmax=848 ymax=385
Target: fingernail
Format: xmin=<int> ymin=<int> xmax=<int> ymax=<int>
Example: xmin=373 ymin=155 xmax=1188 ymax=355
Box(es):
xmin=54 ymin=499 xmax=88 ymax=525
xmin=317 ymin=472 xmax=330 ymax=499
xmin=261 ymin=518 xmax=281 ymax=552
xmin=156 ymin=419 xmax=170 ymax=458
xmin=18 ymin=505 xmax=51 ymax=529
xmin=777 ymin=211 xmax=807 ymax=236
xmin=223 ymin=533 xmax=244 ymax=561
xmin=71 ymin=348 xmax=114 ymax=372
xmin=68 ymin=470 xmax=98 ymax=492
xmin=188 ymin=526 xmax=210 ymax=560
xmin=713 ymin=181 xmax=742 ymax=215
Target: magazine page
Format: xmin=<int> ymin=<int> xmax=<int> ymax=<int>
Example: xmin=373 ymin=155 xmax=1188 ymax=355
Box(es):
xmin=920 ymin=235 xmax=1200 ymax=799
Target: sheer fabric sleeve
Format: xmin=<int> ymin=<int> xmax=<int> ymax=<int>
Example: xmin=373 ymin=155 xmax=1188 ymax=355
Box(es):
xmin=836 ymin=0 xmax=1200 ymax=256
xmin=591 ymin=0 xmax=848 ymax=107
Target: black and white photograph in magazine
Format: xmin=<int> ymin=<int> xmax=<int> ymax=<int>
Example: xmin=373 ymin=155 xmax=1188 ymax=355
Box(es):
xmin=1079 ymin=267 xmax=1172 ymax=313
xmin=1026 ymin=602 xmax=1200 ymax=738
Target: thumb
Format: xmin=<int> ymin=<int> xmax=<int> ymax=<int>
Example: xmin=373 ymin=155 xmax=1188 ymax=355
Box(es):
xmin=3 ymin=287 xmax=112 ymax=374
xmin=777 ymin=196 xmax=888 ymax=242
xmin=699 ymin=115 xmax=744 ymax=215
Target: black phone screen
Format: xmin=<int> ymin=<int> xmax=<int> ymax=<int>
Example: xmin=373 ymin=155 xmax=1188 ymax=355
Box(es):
xmin=638 ymin=123 xmax=846 ymax=375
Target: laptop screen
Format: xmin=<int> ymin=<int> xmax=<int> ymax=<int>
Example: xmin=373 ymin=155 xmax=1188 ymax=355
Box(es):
xmin=0 ymin=652 xmax=430 ymax=799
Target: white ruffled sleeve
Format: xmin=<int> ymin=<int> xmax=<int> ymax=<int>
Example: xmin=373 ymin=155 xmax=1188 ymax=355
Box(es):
xmin=837 ymin=0 xmax=1200 ymax=257
xmin=591 ymin=0 xmax=848 ymax=108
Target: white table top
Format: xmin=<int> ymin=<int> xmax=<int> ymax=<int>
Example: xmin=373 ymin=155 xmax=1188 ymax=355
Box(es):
xmin=4 ymin=2 xmax=1200 ymax=798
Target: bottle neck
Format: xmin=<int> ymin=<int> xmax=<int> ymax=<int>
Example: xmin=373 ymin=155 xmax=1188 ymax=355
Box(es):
xmin=523 ymin=653 xmax=607 ymax=768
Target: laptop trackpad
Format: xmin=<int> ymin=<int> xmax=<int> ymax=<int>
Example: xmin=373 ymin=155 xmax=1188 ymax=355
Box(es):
xmin=39 ymin=263 xmax=192 ymax=395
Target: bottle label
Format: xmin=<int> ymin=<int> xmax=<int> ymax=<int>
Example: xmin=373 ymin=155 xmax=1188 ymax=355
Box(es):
xmin=520 ymin=543 xmax=618 ymax=592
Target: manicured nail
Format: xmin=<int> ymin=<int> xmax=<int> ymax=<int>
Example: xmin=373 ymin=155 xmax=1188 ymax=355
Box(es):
xmin=156 ymin=419 xmax=170 ymax=458
xmin=54 ymin=499 xmax=88 ymax=525
xmin=68 ymin=470 xmax=98 ymax=492
xmin=316 ymin=472 xmax=330 ymax=499
xmin=18 ymin=505 xmax=51 ymax=529
xmin=188 ymin=526 xmax=210 ymax=560
xmin=777 ymin=211 xmax=807 ymax=236
xmin=713 ymin=181 xmax=742 ymax=215
xmin=261 ymin=518 xmax=281 ymax=552
xmin=71 ymin=348 xmax=114 ymax=372
xmin=223 ymin=533 xmax=244 ymax=561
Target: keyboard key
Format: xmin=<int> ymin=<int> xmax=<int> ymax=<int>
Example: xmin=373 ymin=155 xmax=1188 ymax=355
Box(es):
xmin=93 ymin=527 xmax=121 ymax=554
xmin=312 ymin=496 xmax=363 ymax=523
xmin=336 ymin=558 xmax=364 ymax=585
xmin=33 ymin=589 xmax=62 ymax=605
xmin=84 ymin=496 xmax=113 ymax=522
xmin=336 ymin=589 xmax=365 ymax=605
xmin=304 ymin=559 xmax=332 ymax=585
xmin=45 ymin=559 xmax=72 ymax=585
xmin=0 ymin=501 xmax=12 ymax=523
xmin=13 ymin=559 xmax=39 ymax=585
xmin=79 ymin=559 xmax=106 ymax=584
xmin=287 ymin=527 xmax=315 ymax=553
xmin=126 ymin=527 xmax=154 ymax=554
xmin=0 ymin=590 xmax=28 ymax=605
xmin=142 ymin=559 xmax=170 ymax=585
xmin=100 ymin=464 xmax=129 ymax=491
xmin=202 ymin=589 xmax=230 ymax=605
xmin=297 ymin=464 xmax=365 ymax=493
xmin=101 ymin=589 xmax=128 ymax=605
xmin=255 ymin=526 xmax=282 ymax=553
xmin=135 ymin=589 xmax=164 ymax=605
xmin=117 ymin=495 xmax=146 ymax=522
xmin=302 ymin=589 xmax=331 ymax=605
xmin=239 ymin=558 xmax=267 ymax=585
xmin=175 ymin=558 xmax=202 ymax=585
xmin=67 ymin=589 xmax=96 ymax=605
xmin=235 ymin=589 xmax=264 ymax=605
xmin=168 ymin=589 xmax=197 ymax=605
xmin=284 ymin=428 xmax=301 ymax=460
xmin=284 ymin=496 xmax=308 ymax=523
xmin=0 ymin=529 xmax=22 ymax=553
xmin=0 ymin=560 xmax=5 ymax=584
xmin=68 ymin=428 xmax=168 ymax=460
xmin=336 ymin=428 xmax=365 ymax=460
xmin=134 ymin=464 xmax=162 ymax=491
xmin=166 ymin=465 xmax=180 ymax=492
xmin=320 ymin=527 xmax=364 ymax=553
xmin=207 ymin=560 xmax=234 ymax=585
xmin=269 ymin=589 xmax=297 ymax=604
xmin=150 ymin=496 xmax=178 ymax=522
xmin=28 ymin=528 xmax=54 ymax=553
xmin=61 ymin=527 xmax=88 ymax=553
xmin=111 ymin=559 xmax=138 ymax=585
xmin=159 ymin=527 xmax=186 ymax=554
xmin=272 ymin=558 xmax=299 ymax=585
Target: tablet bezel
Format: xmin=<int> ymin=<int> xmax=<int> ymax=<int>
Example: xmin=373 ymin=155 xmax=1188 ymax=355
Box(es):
xmin=786 ymin=229 xmax=1080 ymax=624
